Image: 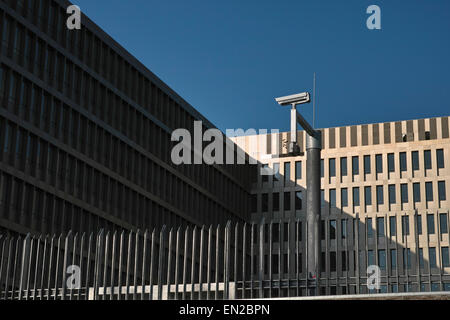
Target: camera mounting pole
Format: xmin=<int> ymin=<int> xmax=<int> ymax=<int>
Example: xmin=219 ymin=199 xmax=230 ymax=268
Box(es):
xmin=275 ymin=91 xmax=322 ymax=296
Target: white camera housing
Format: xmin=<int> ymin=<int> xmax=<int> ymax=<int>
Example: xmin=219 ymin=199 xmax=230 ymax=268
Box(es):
xmin=275 ymin=92 xmax=310 ymax=106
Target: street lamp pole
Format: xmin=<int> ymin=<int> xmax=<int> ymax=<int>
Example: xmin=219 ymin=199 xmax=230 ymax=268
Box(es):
xmin=275 ymin=92 xmax=322 ymax=296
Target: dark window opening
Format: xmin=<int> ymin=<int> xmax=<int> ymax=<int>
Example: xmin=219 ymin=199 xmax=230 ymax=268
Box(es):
xmin=400 ymin=152 xmax=407 ymax=172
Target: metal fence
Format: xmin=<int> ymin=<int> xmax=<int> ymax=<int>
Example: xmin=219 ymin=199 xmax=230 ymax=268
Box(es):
xmin=1 ymin=213 xmax=450 ymax=300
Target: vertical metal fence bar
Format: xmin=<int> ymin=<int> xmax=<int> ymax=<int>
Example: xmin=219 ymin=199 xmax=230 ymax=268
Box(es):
xmin=7 ymin=237 xmax=14 ymax=300
xmin=78 ymin=234 xmax=85 ymax=300
xmin=25 ymin=236 xmax=34 ymax=300
xmin=94 ymin=230 xmax=104 ymax=300
xmin=16 ymin=236 xmax=24 ymax=301
xmin=91 ymin=232 xmax=98 ymax=300
xmin=0 ymin=236 xmax=3 ymax=296
xmin=158 ymin=226 xmax=166 ymax=301
xmin=61 ymin=232 xmax=72 ymax=300
xmin=436 ymin=211 xmax=443 ymax=291
xmin=0 ymin=236 xmax=7 ymax=299
xmin=427 ymin=214 xmax=432 ymax=292
xmin=32 ymin=236 xmax=42 ymax=300
xmin=133 ymin=230 xmax=140 ymax=300
xmin=375 ymin=216 xmax=379 ymax=293
xmin=11 ymin=237 xmax=21 ymax=300
xmin=166 ymin=228 xmax=173 ymax=300
xmin=174 ymin=227 xmax=181 ymax=300
xmin=224 ymin=221 xmax=231 ymax=300
xmin=190 ymin=226 xmax=197 ymax=300
xmin=345 ymin=218 xmax=349 ymax=294
xmin=395 ymin=218 xmax=400 ymax=292
xmin=414 ymin=211 xmax=421 ymax=293
xmin=102 ymin=231 xmax=110 ymax=301
xmin=336 ymin=217 xmax=340 ymax=295
xmin=39 ymin=236 xmax=48 ymax=300
xmin=250 ymin=223 xmax=254 ymax=299
xmin=54 ymin=235 xmax=63 ymax=300
xmin=336 ymin=218 xmax=342 ymax=293
xmin=73 ymin=233 xmax=84 ymax=300
xmin=84 ymin=234 xmax=93 ymax=300
xmin=305 ymin=219 xmax=309 ymax=296
xmin=5 ymin=238 xmax=13 ymax=299
xmin=140 ymin=230 xmax=147 ymax=301
xmin=214 ymin=225 xmax=220 ymax=300
xmin=199 ymin=226 xmax=205 ymax=300
xmin=207 ymin=225 xmax=212 ymax=300
xmin=295 ymin=219 xmax=299 ymax=297
xmin=85 ymin=234 xmax=93 ymax=300
xmin=93 ymin=230 xmax=103 ymax=300
xmin=39 ymin=235 xmax=49 ymax=300
xmin=233 ymin=223 xmax=238 ymax=300
xmin=355 ymin=215 xmax=360 ymax=294
xmin=0 ymin=236 xmax=5 ymax=298
xmin=110 ymin=231 xmax=117 ymax=301
xmin=182 ymin=226 xmax=189 ymax=300
xmin=337 ymin=217 xmax=341 ymax=294
xmin=326 ymin=217 xmax=329 ymax=295
xmin=46 ymin=235 xmax=55 ymax=300
xmin=314 ymin=216 xmax=318 ymax=296
xmin=287 ymin=220 xmax=292 ymax=297
xmin=69 ymin=233 xmax=78 ymax=301
xmin=124 ymin=231 xmax=132 ymax=300
xmin=18 ymin=234 xmax=30 ymax=300
xmin=117 ymin=231 xmax=124 ymax=300
xmin=149 ymin=229 xmax=156 ymax=300
xmin=405 ymin=213 xmax=410 ymax=292
xmin=269 ymin=221 xmax=273 ymax=298
xmin=385 ymin=214 xmax=390 ymax=292
xmin=242 ymin=223 xmax=246 ymax=299
xmin=277 ymin=222 xmax=281 ymax=298
xmin=258 ymin=220 xmax=264 ymax=299
xmin=365 ymin=216 xmax=369 ymax=294
xmin=3 ymin=237 xmax=13 ymax=299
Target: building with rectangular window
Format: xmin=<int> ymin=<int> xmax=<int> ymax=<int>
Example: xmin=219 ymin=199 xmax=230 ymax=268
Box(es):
xmin=232 ymin=116 xmax=450 ymax=294
xmin=0 ymin=0 xmax=256 ymax=236
xmin=1 ymin=0 xmax=450 ymax=297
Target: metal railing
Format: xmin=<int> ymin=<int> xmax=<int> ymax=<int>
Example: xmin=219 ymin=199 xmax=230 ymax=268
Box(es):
xmin=1 ymin=213 xmax=449 ymax=300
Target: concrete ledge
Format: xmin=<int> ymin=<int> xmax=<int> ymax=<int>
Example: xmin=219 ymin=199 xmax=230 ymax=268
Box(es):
xmin=254 ymin=291 xmax=450 ymax=300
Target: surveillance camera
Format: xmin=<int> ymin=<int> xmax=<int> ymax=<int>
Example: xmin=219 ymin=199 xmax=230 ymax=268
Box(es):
xmin=275 ymin=92 xmax=311 ymax=106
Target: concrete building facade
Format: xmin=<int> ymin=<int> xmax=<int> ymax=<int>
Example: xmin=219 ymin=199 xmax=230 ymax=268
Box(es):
xmin=0 ymin=0 xmax=255 ymax=236
xmin=231 ymin=116 xmax=450 ymax=294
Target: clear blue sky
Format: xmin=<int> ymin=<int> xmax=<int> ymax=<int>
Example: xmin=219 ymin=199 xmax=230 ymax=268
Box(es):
xmin=72 ymin=0 xmax=450 ymax=133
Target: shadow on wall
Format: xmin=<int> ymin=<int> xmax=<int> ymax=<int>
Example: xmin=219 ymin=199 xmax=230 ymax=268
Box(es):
xmin=247 ymin=163 xmax=450 ymax=297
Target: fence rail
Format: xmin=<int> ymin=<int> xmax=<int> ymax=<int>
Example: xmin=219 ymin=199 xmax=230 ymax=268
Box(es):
xmin=1 ymin=213 xmax=450 ymax=300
